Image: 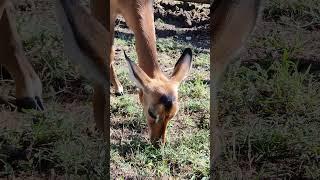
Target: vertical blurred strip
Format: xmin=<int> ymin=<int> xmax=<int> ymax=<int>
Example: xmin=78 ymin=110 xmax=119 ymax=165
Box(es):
xmin=57 ymin=0 xmax=111 ymax=177
xmin=210 ymin=0 xmax=262 ymax=177
xmin=90 ymin=0 xmax=111 ymax=177
xmin=210 ymin=1 xmax=220 ymax=177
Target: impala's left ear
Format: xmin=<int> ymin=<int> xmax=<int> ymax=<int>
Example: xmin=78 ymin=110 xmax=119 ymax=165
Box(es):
xmin=124 ymin=51 xmax=152 ymax=90
xmin=171 ymin=48 xmax=192 ymax=83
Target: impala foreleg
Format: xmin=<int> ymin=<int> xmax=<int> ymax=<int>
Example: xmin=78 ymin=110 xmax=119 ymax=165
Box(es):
xmin=0 ymin=1 xmax=43 ymax=111
xmin=110 ymin=45 xmax=123 ymax=96
xmin=91 ymin=0 xmax=123 ymax=96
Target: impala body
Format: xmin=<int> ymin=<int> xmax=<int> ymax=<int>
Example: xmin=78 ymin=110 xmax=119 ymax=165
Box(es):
xmin=109 ymin=0 xmax=193 ymax=144
xmin=0 ymin=0 xmax=193 ymax=144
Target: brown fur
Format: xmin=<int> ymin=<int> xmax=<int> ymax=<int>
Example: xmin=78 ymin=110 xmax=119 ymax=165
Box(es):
xmin=0 ymin=0 xmax=43 ymax=110
xmin=109 ymin=0 xmax=193 ymax=144
xmin=0 ymin=0 xmax=112 ymax=133
xmin=125 ymin=47 xmax=192 ymax=144
xmin=0 ymin=0 xmax=193 ymax=144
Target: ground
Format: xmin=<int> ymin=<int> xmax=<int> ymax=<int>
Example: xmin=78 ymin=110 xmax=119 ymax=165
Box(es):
xmin=0 ymin=0 xmax=320 ymax=179
xmin=216 ymin=0 xmax=320 ymax=178
xmin=110 ymin=0 xmax=209 ymax=178
xmin=0 ymin=0 xmax=209 ymax=179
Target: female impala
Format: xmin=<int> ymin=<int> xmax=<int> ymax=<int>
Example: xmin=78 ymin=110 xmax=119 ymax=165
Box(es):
xmin=0 ymin=0 xmax=193 ymax=144
xmin=93 ymin=0 xmax=194 ymax=144
xmin=56 ymin=0 xmax=193 ymax=144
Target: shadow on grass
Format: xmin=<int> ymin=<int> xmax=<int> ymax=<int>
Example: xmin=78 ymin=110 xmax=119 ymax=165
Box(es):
xmin=111 ymin=136 xmax=152 ymax=157
xmin=111 ymin=117 xmax=145 ymax=134
xmin=115 ymin=26 xmax=209 ymax=51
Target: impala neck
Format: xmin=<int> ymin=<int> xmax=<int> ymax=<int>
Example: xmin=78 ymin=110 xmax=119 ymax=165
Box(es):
xmin=131 ymin=2 xmax=161 ymax=79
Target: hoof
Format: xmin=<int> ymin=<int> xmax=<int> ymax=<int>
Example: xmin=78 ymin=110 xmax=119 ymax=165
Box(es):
xmin=115 ymin=91 xmax=124 ymax=96
xmin=114 ymin=85 xmax=124 ymax=97
xmin=16 ymin=96 xmax=44 ymax=112
xmin=35 ymin=96 xmax=44 ymax=110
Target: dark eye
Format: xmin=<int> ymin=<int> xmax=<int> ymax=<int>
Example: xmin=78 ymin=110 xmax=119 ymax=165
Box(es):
xmin=148 ymin=108 xmax=157 ymax=119
xmin=160 ymin=95 xmax=175 ymax=110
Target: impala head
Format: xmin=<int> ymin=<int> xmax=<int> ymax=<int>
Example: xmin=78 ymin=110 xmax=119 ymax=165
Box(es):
xmin=124 ymin=48 xmax=192 ymax=144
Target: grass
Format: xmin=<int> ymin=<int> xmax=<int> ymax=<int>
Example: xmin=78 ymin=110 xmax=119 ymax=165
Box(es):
xmin=0 ymin=104 xmax=107 ymax=179
xmin=213 ymin=0 xmax=320 ymax=178
xmin=216 ymin=44 xmax=320 ymax=179
xmin=1 ymin=1 xmax=210 ymax=178
xmin=264 ymin=0 xmax=320 ymax=29
xmin=110 ymin=34 xmax=210 ymax=178
xmin=111 ymin=130 xmax=209 ymax=177
xmin=1 ymin=0 xmax=320 ymax=179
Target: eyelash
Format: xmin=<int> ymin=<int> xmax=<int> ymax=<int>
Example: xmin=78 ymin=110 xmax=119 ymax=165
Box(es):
xmin=148 ymin=109 xmax=157 ymax=119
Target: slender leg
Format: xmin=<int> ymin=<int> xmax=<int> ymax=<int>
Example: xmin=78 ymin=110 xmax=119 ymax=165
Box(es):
xmin=108 ymin=15 xmax=123 ymax=96
xmin=110 ymin=45 xmax=123 ymax=96
xmin=91 ymin=0 xmax=123 ymax=96
xmin=90 ymin=0 xmax=107 ymax=133
xmin=0 ymin=1 xmax=43 ymax=111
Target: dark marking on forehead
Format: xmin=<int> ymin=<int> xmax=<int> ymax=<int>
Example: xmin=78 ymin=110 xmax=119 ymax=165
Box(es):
xmin=160 ymin=95 xmax=175 ymax=110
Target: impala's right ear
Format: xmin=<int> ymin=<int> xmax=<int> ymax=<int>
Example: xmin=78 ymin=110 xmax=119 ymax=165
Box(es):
xmin=124 ymin=51 xmax=151 ymax=90
xmin=171 ymin=48 xmax=192 ymax=83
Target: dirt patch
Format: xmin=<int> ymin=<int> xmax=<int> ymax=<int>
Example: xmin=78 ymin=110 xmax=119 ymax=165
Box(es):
xmin=154 ymin=1 xmax=210 ymax=28
xmin=241 ymin=22 xmax=320 ymax=65
xmin=114 ymin=2 xmax=210 ymax=53
xmin=154 ymin=1 xmax=210 ymax=50
xmin=236 ymin=0 xmax=320 ymax=72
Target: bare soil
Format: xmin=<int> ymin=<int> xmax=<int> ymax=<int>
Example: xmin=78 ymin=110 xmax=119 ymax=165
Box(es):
xmin=241 ymin=8 xmax=320 ymax=71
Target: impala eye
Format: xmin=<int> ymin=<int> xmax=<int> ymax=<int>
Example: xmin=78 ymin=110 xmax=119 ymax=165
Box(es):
xmin=160 ymin=95 xmax=175 ymax=110
xmin=148 ymin=108 xmax=157 ymax=119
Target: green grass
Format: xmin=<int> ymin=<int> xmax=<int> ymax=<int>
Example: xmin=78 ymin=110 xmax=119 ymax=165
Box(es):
xmin=217 ymin=50 xmax=320 ymax=178
xmin=213 ymin=1 xmax=320 ymax=178
xmin=111 ymin=130 xmax=209 ymax=178
xmin=110 ymin=35 xmax=210 ymax=178
xmin=1 ymin=1 xmax=210 ymax=178
xmin=264 ymin=0 xmax=320 ymax=29
xmin=0 ymin=104 xmax=107 ymax=179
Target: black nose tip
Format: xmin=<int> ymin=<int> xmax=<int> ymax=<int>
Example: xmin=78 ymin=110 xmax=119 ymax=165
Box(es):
xmin=160 ymin=95 xmax=175 ymax=109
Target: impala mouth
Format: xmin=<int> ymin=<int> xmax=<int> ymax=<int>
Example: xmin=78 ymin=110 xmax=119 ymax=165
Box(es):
xmin=148 ymin=108 xmax=162 ymax=123
xmin=148 ymin=109 xmax=157 ymax=119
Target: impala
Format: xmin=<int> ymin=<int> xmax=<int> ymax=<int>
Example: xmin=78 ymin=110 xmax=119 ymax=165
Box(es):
xmin=108 ymin=0 xmax=193 ymax=144
xmin=210 ymin=0 xmax=262 ymax=174
xmin=0 ymin=0 xmax=193 ymax=144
